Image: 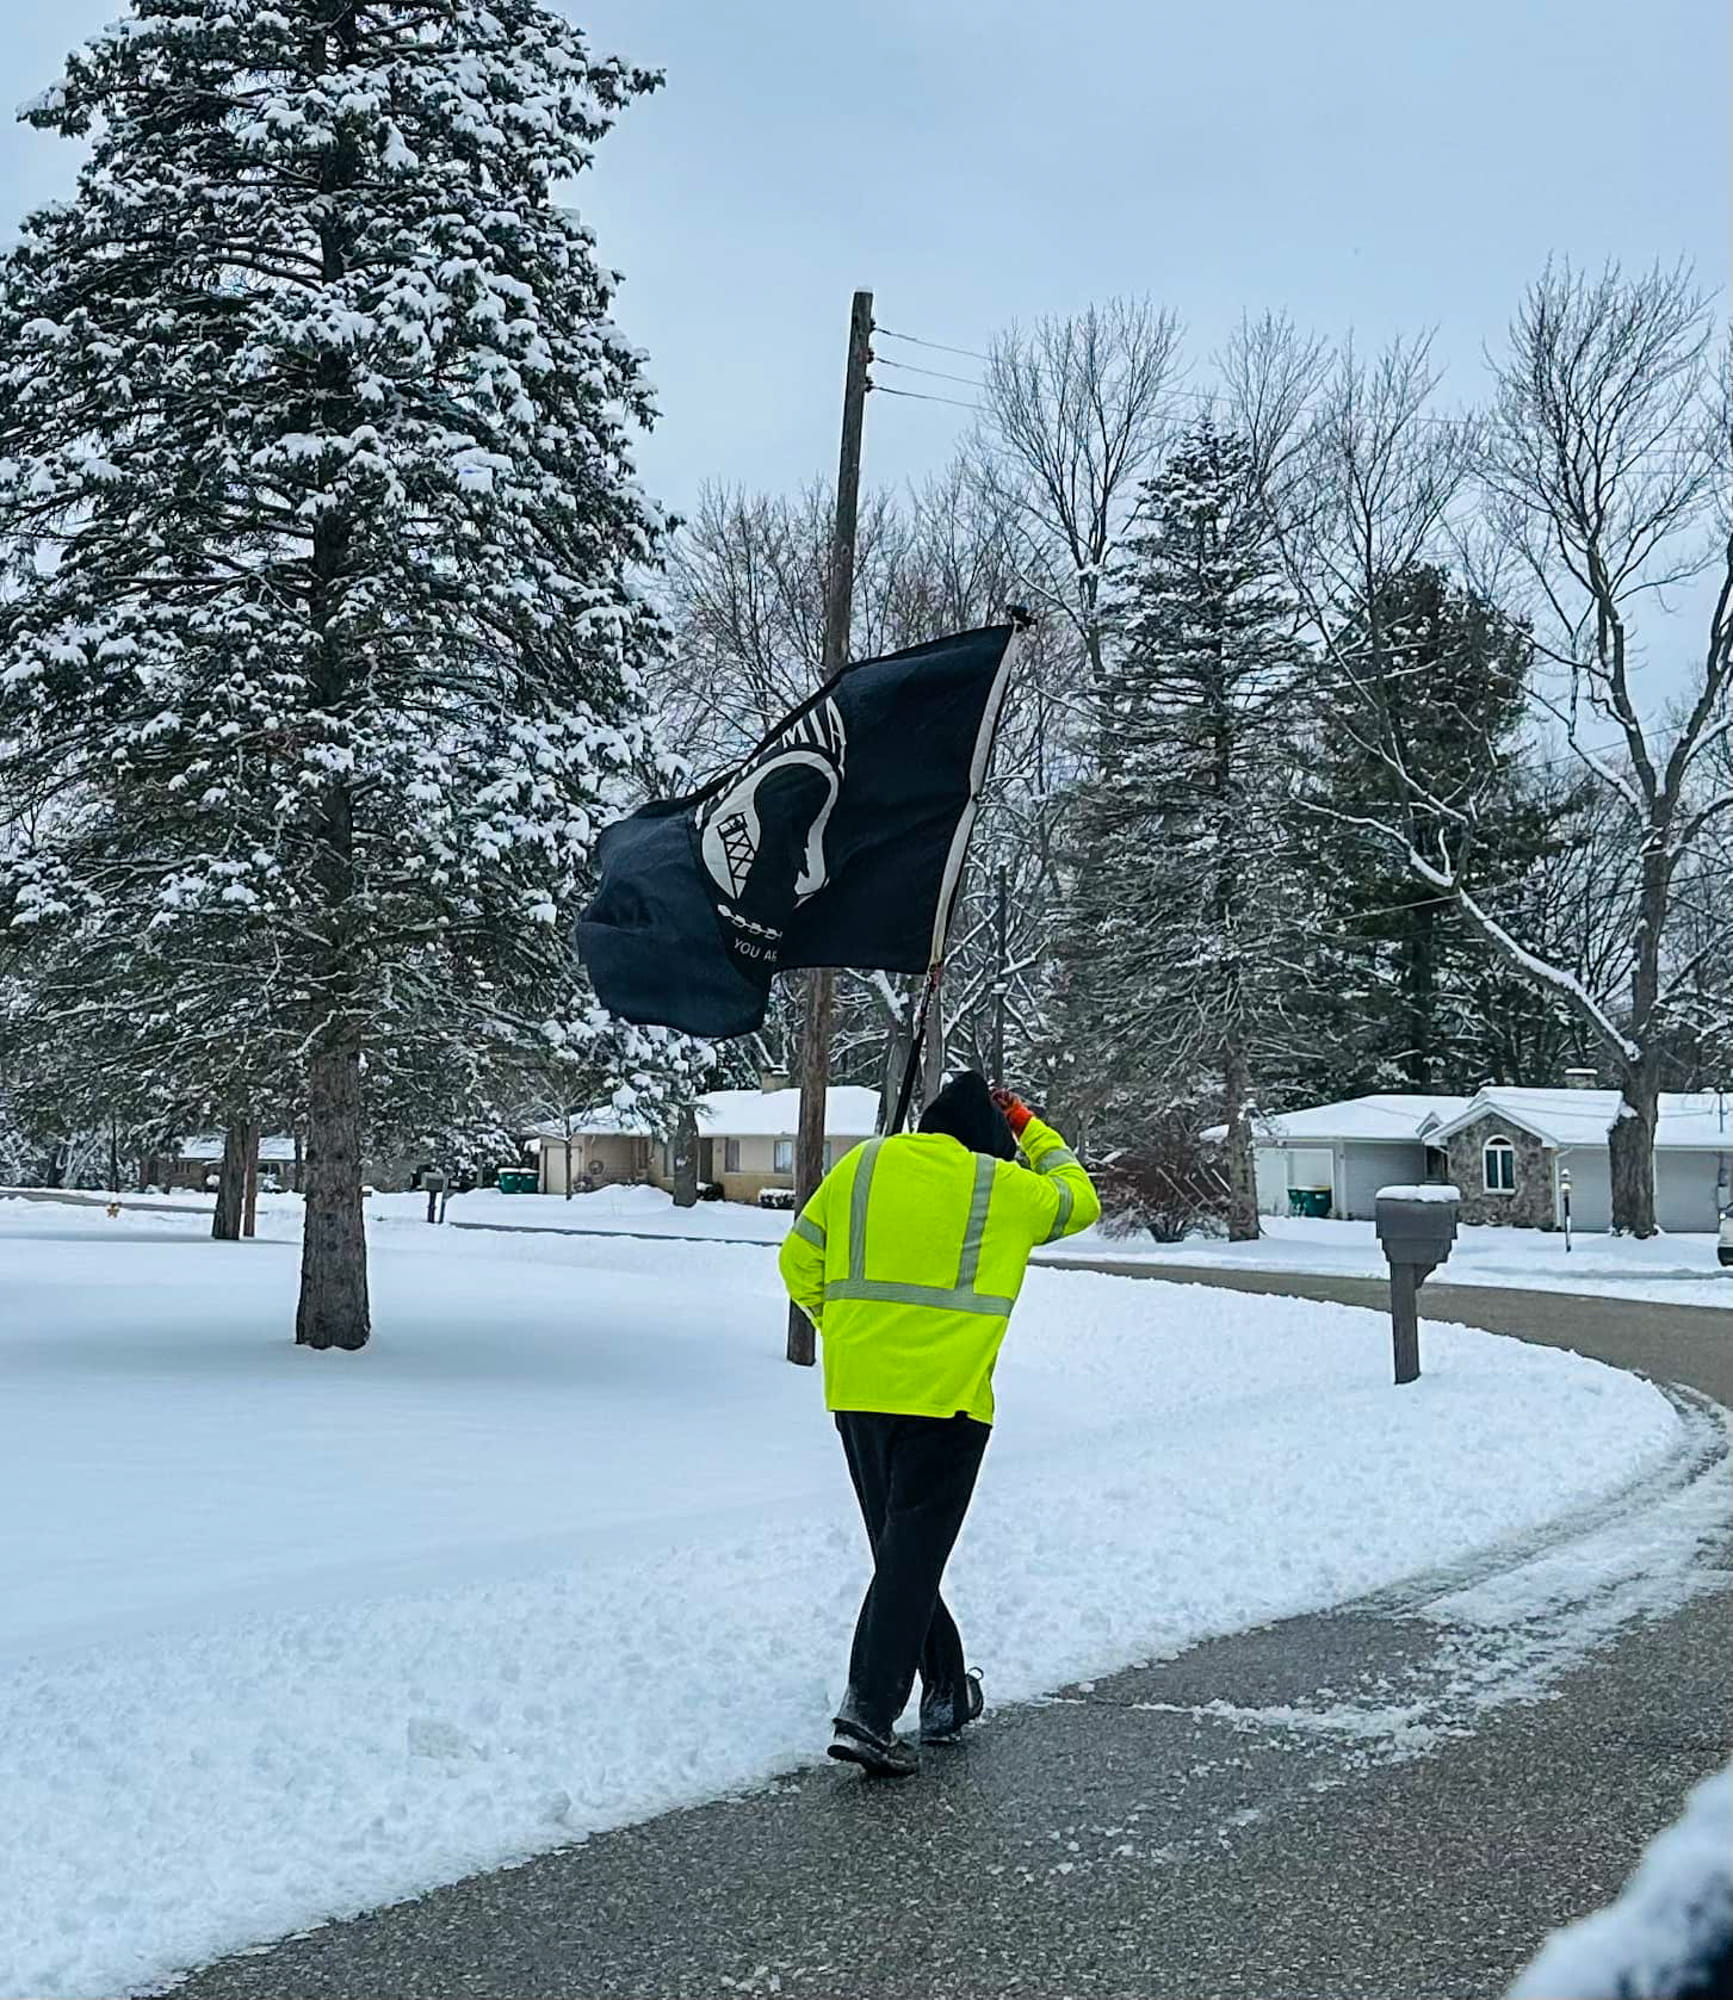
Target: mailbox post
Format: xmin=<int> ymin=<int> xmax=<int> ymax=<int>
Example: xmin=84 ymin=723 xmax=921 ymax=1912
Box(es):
xmin=1374 ymin=1185 xmax=1460 ymax=1385
xmin=423 ymin=1171 xmax=446 ymax=1226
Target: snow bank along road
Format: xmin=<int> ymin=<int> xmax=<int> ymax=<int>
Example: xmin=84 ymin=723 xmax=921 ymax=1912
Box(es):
xmin=171 ymin=1429 xmax=1733 ymax=2000
xmin=0 ymin=1200 xmax=1725 ymax=1997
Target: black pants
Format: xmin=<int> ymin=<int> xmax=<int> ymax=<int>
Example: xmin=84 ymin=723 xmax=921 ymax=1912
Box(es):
xmin=835 ymin=1410 xmax=990 ymax=1738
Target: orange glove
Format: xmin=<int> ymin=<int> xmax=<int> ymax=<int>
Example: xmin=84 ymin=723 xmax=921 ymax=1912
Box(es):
xmin=991 ymin=1085 xmax=1033 ymax=1137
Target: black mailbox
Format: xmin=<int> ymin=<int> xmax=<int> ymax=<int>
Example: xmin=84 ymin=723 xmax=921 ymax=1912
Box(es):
xmin=1374 ymin=1186 xmax=1460 ymax=1385
xmin=1375 ymin=1192 xmax=1458 ymax=1269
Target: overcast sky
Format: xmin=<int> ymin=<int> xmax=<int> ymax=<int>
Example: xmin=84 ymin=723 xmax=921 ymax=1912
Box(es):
xmin=1 ymin=0 xmax=1726 ymax=518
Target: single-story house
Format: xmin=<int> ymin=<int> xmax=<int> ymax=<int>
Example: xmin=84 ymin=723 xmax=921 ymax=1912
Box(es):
xmin=526 ymin=1083 xmax=881 ymax=1205
xmin=1427 ymin=1088 xmax=1732 ymax=1233
xmin=1247 ymin=1083 xmax=1733 ymax=1231
xmin=144 ymin=1133 xmax=301 ymax=1192
xmin=1242 ymin=1093 xmax=1467 ymax=1220
xmin=523 ymin=1108 xmax=657 ymax=1195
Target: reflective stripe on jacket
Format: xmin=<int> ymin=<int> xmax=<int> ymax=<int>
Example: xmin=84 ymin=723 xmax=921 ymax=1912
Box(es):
xmin=776 ymin=1113 xmax=1101 ymax=1424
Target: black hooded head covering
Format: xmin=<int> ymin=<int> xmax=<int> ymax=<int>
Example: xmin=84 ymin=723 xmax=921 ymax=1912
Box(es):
xmin=919 ymin=1070 xmax=1016 ymax=1161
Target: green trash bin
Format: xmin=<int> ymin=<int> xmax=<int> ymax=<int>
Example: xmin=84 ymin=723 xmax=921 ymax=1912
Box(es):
xmin=496 ymin=1169 xmax=539 ymax=1195
xmin=1288 ymin=1186 xmax=1332 ymax=1219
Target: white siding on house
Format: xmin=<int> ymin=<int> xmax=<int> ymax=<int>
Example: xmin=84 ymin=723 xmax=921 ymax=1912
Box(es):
xmin=1655 ymin=1151 xmax=1730 ymax=1232
xmin=1551 ymin=1150 xmax=1723 ymax=1234
xmin=1556 ymin=1148 xmax=1610 ymax=1232
xmin=1254 ymin=1148 xmax=1288 ymax=1215
xmin=1340 ymin=1142 xmax=1431 ymax=1221
xmin=1284 ymin=1147 xmax=1335 ymax=1195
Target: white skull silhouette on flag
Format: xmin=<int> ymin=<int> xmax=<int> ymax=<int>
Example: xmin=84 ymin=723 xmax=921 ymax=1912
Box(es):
xmin=696 ymin=698 xmax=847 ymax=950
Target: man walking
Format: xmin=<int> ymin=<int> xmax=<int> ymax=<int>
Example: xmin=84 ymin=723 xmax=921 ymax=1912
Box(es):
xmin=778 ymin=1071 xmax=1100 ymax=1777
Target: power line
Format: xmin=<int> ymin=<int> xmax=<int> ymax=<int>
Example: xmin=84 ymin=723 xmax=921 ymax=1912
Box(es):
xmin=875 ymin=356 xmax=982 ymax=390
xmin=1158 ymin=380 xmax=1711 ymax=466
xmin=873 ymin=383 xmax=980 ymax=413
xmin=875 ymin=326 xmax=989 ymax=363
xmin=874 ymin=326 xmax=1708 ymax=467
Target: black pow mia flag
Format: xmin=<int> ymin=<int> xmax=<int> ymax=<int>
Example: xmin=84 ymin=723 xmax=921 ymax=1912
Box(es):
xmin=576 ymin=622 xmax=1021 ymax=1038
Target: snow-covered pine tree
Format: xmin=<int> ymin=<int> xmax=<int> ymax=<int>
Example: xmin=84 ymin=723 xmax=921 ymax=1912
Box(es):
xmin=1293 ymin=565 xmax=1580 ymax=1097
xmin=1062 ymin=421 xmax=1306 ymax=1240
xmin=0 ymin=0 xmax=680 ymax=1347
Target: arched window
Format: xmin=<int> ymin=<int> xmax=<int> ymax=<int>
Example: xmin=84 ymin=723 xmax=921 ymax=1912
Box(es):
xmin=1483 ymin=1134 xmax=1517 ymax=1194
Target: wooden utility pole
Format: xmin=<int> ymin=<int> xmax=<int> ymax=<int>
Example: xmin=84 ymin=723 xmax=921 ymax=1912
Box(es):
xmin=788 ymin=287 xmax=872 ymax=1367
xmin=919 ymin=977 xmax=945 ymax=1105
xmin=990 ymin=864 xmax=1009 ymax=1084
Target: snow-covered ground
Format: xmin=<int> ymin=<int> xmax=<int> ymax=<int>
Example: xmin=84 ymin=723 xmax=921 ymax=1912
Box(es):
xmin=435 ymin=1189 xmax=1733 ymax=1307
xmin=0 ymin=1197 xmax=1707 ymax=1996
xmin=433 ymin=1180 xmax=792 ymax=1242
xmin=21 ymin=1181 xmax=1728 ymax=1309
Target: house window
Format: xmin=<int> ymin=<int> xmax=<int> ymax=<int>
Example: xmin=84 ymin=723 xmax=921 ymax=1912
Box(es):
xmin=1483 ymin=1135 xmax=1517 ymax=1194
xmin=773 ymin=1139 xmax=794 ymax=1175
xmin=723 ymin=1138 xmax=741 ymax=1174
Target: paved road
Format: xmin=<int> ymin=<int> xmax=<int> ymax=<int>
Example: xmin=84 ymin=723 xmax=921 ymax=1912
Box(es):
xmin=0 ymin=1185 xmax=204 ymax=1216
xmin=171 ymin=1274 xmax=1731 ymax=2000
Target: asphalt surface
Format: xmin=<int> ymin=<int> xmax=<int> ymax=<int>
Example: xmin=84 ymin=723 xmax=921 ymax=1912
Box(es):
xmin=168 ymin=1273 xmax=1732 ymax=2000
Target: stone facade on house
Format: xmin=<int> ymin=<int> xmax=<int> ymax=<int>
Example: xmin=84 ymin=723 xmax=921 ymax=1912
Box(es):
xmin=1445 ymin=1113 xmax=1556 ymax=1229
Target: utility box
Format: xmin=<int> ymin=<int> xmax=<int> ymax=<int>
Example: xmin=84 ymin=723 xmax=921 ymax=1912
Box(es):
xmin=1374 ymin=1185 xmax=1460 ymax=1385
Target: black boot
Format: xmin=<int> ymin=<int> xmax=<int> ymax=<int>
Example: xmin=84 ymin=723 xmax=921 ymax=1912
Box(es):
xmin=828 ymin=1717 xmax=918 ymax=1778
xmin=919 ymin=1668 xmax=984 ymax=1745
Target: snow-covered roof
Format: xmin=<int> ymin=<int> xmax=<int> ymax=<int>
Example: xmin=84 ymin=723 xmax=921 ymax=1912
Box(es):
xmin=1251 ymin=1094 xmax=1469 ymax=1145
xmin=696 ymin=1086 xmax=880 ymax=1139
xmin=523 ymin=1106 xmax=655 ymax=1141
xmin=175 ymin=1133 xmax=299 ymax=1162
xmin=1426 ymin=1088 xmax=1733 ymax=1153
xmin=527 ymin=1086 xmax=881 ymax=1143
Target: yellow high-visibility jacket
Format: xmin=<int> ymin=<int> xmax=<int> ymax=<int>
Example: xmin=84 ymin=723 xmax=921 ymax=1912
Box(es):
xmin=777 ymin=1114 xmax=1100 ymax=1425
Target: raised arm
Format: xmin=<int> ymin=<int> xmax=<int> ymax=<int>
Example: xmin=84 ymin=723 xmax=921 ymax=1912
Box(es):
xmin=994 ymin=1088 xmax=1101 ymax=1243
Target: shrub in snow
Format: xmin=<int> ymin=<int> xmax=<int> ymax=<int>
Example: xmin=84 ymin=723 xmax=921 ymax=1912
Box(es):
xmin=757 ymin=1187 xmax=796 ymax=1211
xmin=1094 ymin=1116 xmax=1232 ymax=1243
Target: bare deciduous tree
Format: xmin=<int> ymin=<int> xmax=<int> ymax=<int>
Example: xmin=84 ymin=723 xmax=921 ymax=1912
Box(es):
xmin=1228 ymin=277 xmax=1732 ymax=1232
xmin=977 ymin=298 xmax=1183 ymax=681
xmin=1450 ymin=264 xmax=1726 ymax=1232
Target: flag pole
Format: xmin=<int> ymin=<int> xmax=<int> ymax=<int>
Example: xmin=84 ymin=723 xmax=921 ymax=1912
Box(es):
xmin=889 ymin=608 xmax=1032 ymax=1134
xmin=787 ymin=287 xmax=874 ymax=1368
